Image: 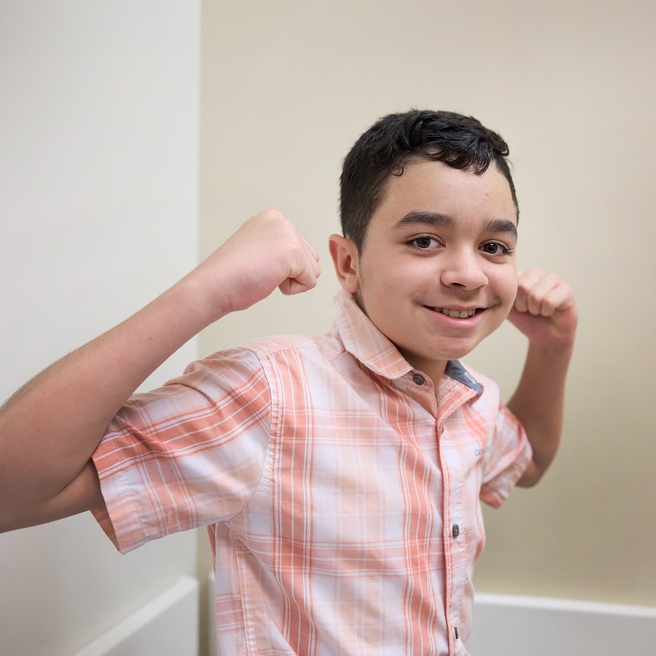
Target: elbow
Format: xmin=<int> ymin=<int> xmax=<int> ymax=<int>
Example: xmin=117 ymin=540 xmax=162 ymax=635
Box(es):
xmin=516 ymin=460 xmax=548 ymax=488
xmin=516 ymin=473 xmax=540 ymax=488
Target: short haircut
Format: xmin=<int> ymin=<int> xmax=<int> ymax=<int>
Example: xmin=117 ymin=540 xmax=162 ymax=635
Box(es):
xmin=339 ymin=109 xmax=518 ymax=252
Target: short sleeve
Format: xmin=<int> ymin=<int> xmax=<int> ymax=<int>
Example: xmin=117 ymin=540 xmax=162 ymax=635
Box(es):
xmin=91 ymin=347 xmax=271 ymax=554
xmin=479 ymin=403 xmax=532 ymax=509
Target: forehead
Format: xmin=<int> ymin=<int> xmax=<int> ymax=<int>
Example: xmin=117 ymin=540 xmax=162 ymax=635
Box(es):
xmin=370 ymin=159 xmax=517 ymax=232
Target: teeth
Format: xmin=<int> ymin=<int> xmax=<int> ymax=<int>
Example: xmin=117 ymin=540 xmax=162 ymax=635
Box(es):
xmin=439 ymin=308 xmax=476 ymax=318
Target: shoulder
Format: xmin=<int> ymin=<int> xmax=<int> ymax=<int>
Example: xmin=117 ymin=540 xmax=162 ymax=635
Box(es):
xmin=242 ymin=334 xmax=322 ymax=356
xmin=241 ymin=333 xmax=345 ymax=365
xmin=183 ymin=333 xmax=344 ymax=381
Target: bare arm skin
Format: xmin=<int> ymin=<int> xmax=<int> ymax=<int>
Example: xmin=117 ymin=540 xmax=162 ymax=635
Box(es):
xmin=505 ymin=268 xmax=578 ymax=487
xmin=0 ymin=209 xmax=320 ymax=532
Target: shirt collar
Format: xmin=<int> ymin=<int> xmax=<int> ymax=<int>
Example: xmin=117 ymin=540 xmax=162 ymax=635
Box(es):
xmin=443 ymin=360 xmax=484 ymax=394
xmin=331 ymin=289 xmax=483 ymax=393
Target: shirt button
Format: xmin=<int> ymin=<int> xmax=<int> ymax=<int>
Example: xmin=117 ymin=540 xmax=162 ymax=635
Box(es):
xmin=452 ymin=524 xmax=460 ymax=538
xmin=412 ymin=373 xmax=425 ymax=386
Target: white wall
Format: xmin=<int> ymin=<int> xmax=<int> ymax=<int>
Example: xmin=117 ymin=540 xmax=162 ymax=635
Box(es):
xmin=199 ymin=0 xmax=656 ymax=613
xmin=0 ymin=2 xmax=200 ymax=655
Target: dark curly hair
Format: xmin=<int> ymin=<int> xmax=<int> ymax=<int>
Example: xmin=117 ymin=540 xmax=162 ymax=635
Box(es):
xmin=340 ymin=109 xmax=519 ymax=252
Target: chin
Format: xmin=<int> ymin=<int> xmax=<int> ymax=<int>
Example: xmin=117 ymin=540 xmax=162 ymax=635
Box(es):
xmin=436 ymin=341 xmax=480 ymax=361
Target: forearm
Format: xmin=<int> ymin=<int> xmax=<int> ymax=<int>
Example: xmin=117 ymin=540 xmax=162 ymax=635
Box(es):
xmin=0 ymin=209 xmax=320 ymax=531
xmin=508 ymin=340 xmax=574 ymax=487
xmin=0 ymin=274 xmax=216 ymax=513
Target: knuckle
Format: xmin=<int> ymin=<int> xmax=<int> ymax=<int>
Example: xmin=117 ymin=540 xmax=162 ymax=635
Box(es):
xmin=527 ymin=290 xmax=542 ymax=306
xmin=262 ymin=207 xmax=286 ymax=223
xmin=546 ymin=273 xmax=561 ymax=285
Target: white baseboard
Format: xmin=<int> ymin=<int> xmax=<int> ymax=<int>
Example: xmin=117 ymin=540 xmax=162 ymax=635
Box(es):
xmin=73 ymin=576 xmax=199 ymax=656
xmin=467 ymin=592 xmax=656 ymax=656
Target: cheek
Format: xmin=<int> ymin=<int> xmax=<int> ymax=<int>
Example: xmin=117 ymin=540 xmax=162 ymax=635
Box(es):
xmin=359 ymin=258 xmax=404 ymax=297
xmin=504 ymin=281 xmax=519 ymax=309
xmin=490 ymin=270 xmax=518 ymax=309
xmin=486 ymin=278 xmax=517 ymax=335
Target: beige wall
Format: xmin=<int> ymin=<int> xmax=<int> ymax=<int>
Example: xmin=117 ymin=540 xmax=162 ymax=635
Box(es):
xmin=199 ymin=0 xmax=656 ymax=611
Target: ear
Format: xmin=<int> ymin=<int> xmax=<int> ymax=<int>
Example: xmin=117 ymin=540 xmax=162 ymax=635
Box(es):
xmin=328 ymin=234 xmax=360 ymax=293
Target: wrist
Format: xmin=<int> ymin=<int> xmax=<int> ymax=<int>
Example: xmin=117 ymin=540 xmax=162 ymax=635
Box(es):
xmin=527 ymin=338 xmax=575 ymax=360
xmin=167 ymin=273 xmax=229 ymax=332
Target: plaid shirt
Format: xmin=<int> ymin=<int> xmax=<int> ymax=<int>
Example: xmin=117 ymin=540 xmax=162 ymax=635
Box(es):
xmin=92 ymin=290 xmax=531 ymax=656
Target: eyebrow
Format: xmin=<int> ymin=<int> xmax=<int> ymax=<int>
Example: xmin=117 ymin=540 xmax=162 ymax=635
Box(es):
xmin=394 ymin=211 xmax=518 ymax=239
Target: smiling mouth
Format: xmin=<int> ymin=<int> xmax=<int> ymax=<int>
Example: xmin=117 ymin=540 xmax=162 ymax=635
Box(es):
xmin=425 ymin=306 xmax=481 ymax=319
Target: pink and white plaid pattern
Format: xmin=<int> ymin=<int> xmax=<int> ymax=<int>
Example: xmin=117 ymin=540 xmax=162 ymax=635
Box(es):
xmin=92 ymin=290 xmax=531 ymax=655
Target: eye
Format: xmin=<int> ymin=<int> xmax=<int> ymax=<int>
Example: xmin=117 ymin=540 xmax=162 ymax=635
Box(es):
xmin=481 ymin=241 xmax=512 ymax=256
xmin=409 ymin=235 xmax=440 ymax=250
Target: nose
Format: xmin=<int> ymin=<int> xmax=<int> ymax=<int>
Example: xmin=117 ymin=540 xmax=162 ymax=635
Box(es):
xmin=439 ymin=249 xmax=488 ymax=290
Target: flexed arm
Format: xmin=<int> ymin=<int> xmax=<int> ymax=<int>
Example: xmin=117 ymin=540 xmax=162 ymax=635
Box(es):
xmin=0 ymin=209 xmax=320 ymax=531
xmin=505 ymin=268 xmax=578 ymax=487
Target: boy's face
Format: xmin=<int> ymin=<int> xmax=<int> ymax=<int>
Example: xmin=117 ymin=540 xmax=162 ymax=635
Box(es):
xmin=331 ymin=158 xmax=518 ymax=381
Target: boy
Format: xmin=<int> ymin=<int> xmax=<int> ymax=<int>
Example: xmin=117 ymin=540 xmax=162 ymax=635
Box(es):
xmin=0 ymin=110 xmax=577 ymax=655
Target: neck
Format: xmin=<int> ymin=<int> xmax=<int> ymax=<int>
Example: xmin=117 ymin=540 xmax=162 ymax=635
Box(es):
xmin=401 ymin=352 xmax=448 ymax=386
